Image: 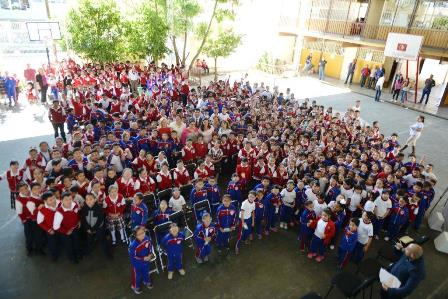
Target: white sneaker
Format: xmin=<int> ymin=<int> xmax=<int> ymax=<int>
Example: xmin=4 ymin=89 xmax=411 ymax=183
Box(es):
xmin=178 ymin=269 xmax=186 ymax=276
xmin=330 ymin=245 xmax=335 ymax=250
xmin=131 ymin=287 xmax=142 ymax=295
xmin=167 ymin=272 xmax=173 ymax=280
xmin=384 ymin=237 xmax=390 ymax=242
xmin=145 ymin=283 xmax=153 ymax=290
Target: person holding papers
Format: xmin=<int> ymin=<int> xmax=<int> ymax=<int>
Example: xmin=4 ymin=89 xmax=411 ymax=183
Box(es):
xmin=381 ymin=243 xmax=425 ymax=298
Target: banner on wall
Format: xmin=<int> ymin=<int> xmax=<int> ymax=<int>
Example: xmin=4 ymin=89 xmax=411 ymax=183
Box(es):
xmin=384 ymin=33 xmax=424 ymax=61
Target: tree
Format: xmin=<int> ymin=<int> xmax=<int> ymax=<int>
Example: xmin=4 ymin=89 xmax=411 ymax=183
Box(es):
xmin=123 ymin=4 xmax=170 ymax=63
xmin=203 ymin=30 xmax=242 ymax=80
xmin=65 ymin=0 xmax=123 ymax=63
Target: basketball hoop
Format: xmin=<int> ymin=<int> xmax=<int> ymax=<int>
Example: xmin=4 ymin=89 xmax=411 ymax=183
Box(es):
xmin=25 ymin=22 xmax=61 ymax=68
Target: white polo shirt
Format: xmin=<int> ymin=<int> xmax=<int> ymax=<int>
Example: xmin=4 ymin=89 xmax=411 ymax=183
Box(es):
xmin=357 ymin=220 xmax=373 ymax=245
xmin=373 ymin=197 xmax=392 ymax=218
xmin=240 ymin=199 xmax=255 ymax=220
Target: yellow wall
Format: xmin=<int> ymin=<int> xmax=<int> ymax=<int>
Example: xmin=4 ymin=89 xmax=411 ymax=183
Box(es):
xmin=300 ymin=48 xmax=344 ymax=79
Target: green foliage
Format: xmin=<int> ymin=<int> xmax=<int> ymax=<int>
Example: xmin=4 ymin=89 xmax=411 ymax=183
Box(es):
xmin=123 ymin=5 xmax=170 ymax=62
xmin=66 ymin=0 xmax=123 ymax=63
xmin=256 ymin=52 xmax=275 ymax=73
xmin=432 ymin=16 xmax=448 ymax=30
xmin=203 ymin=30 xmax=242 ymax=60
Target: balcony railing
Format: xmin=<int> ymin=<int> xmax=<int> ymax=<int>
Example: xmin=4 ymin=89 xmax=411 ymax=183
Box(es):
xmin=305 ymin=19 xmax=448 ymax=49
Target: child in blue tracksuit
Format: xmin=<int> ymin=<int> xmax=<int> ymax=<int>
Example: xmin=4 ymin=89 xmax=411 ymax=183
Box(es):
xmin=190 ymin=179 xmax=208 ymax=221
xmin=299 ymin=200 xmax=316 ymax=252
xmin=337 ymin=218 xmax=359 ymax=269
xmin=265 ymin=185 xmax=282 ymax=234
xmin=131 ymin=193 xmax=149 ymax=229
xmin=386 ymin=197 xmax=409 ymax=241
xmin=205 ymin=177 xmax=221 ymax=214
xmin=161 ymin=223 xmax=186 ymax=280
xmin=254 ymin=189 xmax=266 ymax=239
xmin=227 ymin=173 xmax=242 ymax=206
xmin=294 ymin=180 xmax=307 ymax=223
xmin=129 ymin=226 xmax=153 ymax=294
xmin=216 ymin=194 xmax=237 ymax=249
xmin=193 ymin=212 xmax=216 ymax=263
xmin=151 ymin=200 xmax=173 ymax=242
xmin=235 ymin=191 xmax=256 ymax=254
xmin=253 ymin=176 xmax=271 ymax=194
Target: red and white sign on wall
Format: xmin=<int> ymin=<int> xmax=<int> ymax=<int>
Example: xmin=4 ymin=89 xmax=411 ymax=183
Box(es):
xmin=384 ymin=33 xmax=424 ymax=61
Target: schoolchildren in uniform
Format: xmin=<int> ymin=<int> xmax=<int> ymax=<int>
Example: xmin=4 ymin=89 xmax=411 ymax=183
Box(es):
xmin=103 ymin=185 xmax=127 ymax=244
xmin=205 ymin=176 xmax=220 ymax=213
xmin=0 ymin=160 xmax=24 ymax=209
xmin=279 ymin=180 xmax=296 ymax=229
xmin=308 ymin=208 xmax=336 ymax=262
xmin=130 ymin=192 xmax=148 ymax=229
xmin=216 ymin=194 xmax=237 ymax=249
xmin=235 ymin=191 xmax=256 ymax=254
xmin=299 ymin=200 xmax=316 ymax=252
xmin=28 ymin=182 xmax=46 ymax=255
xmin=373 ymin=190 xmax=392 ymax=239
xmin=386 ymin=196 xmax=409 ymax=241
xmin=156 ymin=162 xmax=173 ymax=191
xmin=265 ymin=185 xmax=282 ymax=234
xmin=169 ymin=187 xmax=186 ymax=213
xmin=162 ymin=223 xmax=186 ymax=280
xmin=129 ymin=226 xmax=154 ymax=294
xmin=15 ymin=183 xmax=34 ymax=255
xmin=254 ymin=189 xmax=266 ymax=239
xmin=152 ymin=200 xmax=173 ymax=242
xmin=227 ymin=172 xmax=242 ymax=207
xmin=193 ymin=212 xmax=216 ymax=263
xmin=80 ymin=193 xmax=111 ymax=258
xmin=53 ymin=192 xmax=81 ymax=263
xmin=352 ymin=211 xmax=373 ymax=263
xmin=337 ymin=217 xmax=359 ymax=269
xmin=37 ymin=191 xmax=60 ymax=261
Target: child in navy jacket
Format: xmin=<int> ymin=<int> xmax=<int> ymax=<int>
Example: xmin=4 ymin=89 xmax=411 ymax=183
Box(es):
xmin=338 ymin=217 xmax=359 ymax=269
xmin=129 ymin=226 xmax=154 ymax=294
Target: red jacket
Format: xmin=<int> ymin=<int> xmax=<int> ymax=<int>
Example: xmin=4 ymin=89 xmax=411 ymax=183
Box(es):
xmin=194 ymin=142 xmax=208 ymax=159
xmin=135 ymin=176 xmax=156 ymax=195
xmin=309 ymin=217 xmax=336 ymax=245
xmin=104 ymin=194 xmax=126 ymax=216
xmin=16 ymin=194 xmax=31 ymax=223
xmin=156 ymin=171 xmax=172 ymax=191
xmin=0 ymin=169 xmax=24 ymax=192
xmin=37 ymin=204 xmax=58 ymax=233
xmin=173 ymin=168 xmax=190 ymax=187
xmin=49 ymin=106 xmax=66 ymax=124
xmin=53 ymin=202 xmax=80 ymax=235
xmin=116 ymin=177 xmax=136 ymax=198
xmin=181 ymin=146 xmax=196 ymax=162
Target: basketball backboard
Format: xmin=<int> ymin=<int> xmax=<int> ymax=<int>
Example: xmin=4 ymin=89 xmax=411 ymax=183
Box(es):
xmin=26 ymin=21 xmax=61 ymax=41
xmin=384 ymin=33 xmax=423 ymax=61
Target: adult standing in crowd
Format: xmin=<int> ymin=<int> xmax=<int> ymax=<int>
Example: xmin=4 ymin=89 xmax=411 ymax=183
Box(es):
xmin=24 ymin=64 xmax=36 ymax=83
xmin=374 ymin=74 xmax=385 ymax=102
xmin=318 ymin=58 xmax=327 ymax=81
xmin=381 ymin=243 xmax=425 ymax=299
xmin=128 ymin=66 xmax=140 ymax=96
xmin=400 ymin=115 xmax=425 ymax=155
xmin=360 ymin=65 xmax=370 ymax=88
xmin=48 ymin=100 xmax=67 ymax=142
xmin=419 ymin=74 xmax=436 ymax=105
xmin=344 ymin=59 xmax=357 ymax=85
xmin=36 ymin=68 xmax=48 ymax=104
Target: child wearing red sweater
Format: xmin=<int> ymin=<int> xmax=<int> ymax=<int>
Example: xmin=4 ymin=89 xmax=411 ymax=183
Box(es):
xmin=308 ymin=208 xmax=336 ymax=262
xmin=53 ymin=192 xmax=81 ymax=263
xmin=37 ymin=191 xmax=60 ymax=261
xmin=103 ymin=185 xmax=127 ymax=244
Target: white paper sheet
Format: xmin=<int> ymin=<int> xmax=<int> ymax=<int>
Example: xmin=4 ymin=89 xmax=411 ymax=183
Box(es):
xmin=379 ymin=268 xmax=401 ymax=289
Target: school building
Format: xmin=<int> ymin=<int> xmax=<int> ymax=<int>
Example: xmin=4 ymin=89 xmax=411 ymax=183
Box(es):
xmin=275 ymin=0 xmax=448 ymax=106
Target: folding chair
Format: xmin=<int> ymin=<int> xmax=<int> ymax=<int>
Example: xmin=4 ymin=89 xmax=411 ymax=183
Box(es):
xmin=143 ymin=193 xmax=158 ymax=213
xmin=180 ymin=184 xmax=194 ymax=219
xmin=157 ymin=188 xmax=172 ymax=204
xmin=169 ymin=210 xmax=194 ymax=248
xmin=153 ymin=221 xmax=173 ymax=272
xmin=356 ymin=258 xmax=383 ymax=299
xmin=193 ymin=199 xmax=211 ymax=224
xmin=324 ymin=270 xmax=376 ymax=299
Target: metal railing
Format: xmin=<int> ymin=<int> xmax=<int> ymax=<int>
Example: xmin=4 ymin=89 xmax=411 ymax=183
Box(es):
xmin=306 ymin=19 xmax=448 ymax=49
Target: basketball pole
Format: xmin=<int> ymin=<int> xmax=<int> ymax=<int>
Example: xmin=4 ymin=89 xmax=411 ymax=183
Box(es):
xmin=46 ymin=46 xmax=51 ymax=68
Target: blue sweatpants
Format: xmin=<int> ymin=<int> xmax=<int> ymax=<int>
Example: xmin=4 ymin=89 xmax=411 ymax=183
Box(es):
xmin=280 ymin=205 xmax=293 ymax=223
xmin=337 ymin=247 xmax=352 ymax=269
xmin=167 ymin=253 xmax=183 ymax=271
xmin=235 ymin=218 xmax=252 ymax=250
xmin=309 ymin=235 xmax=325 ymax=256
xmin=196 ymin=243 xmax=212 ymax=259
xmin=266 ymin=207 xmax=278 ymax=230
xmin=131 ymin=262 xmax=151 ymax=288
xmin=216 ymin=230 xmax=231 ymax=248
xmin=254 ymin=216 xmax=263 ymax=235
xmin=351 ymin=242 xmax=365 ymax=263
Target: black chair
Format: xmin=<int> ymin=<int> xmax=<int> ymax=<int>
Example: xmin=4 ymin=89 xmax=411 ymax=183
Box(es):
xmin=143 ymin=193 xmax=157 ymax=211
xmin=324 ymin=270 xmax=376 ymax=299
xmin=157 ymin=188 xmax=172 ymax=203
xmin=356 ymin=258 xmax=384 ymax=298
xmin=377 ymin=244 xmax=401 ymax=263
xmin=180 ymin=184 xmax=194 ymax=202
xmin=193 ymin=199 xmax=211 ymax=222
xmin=300 ymin=292 xmax=323 ymax=299
xmin=414 ymin=235 xmax=429 ymax=245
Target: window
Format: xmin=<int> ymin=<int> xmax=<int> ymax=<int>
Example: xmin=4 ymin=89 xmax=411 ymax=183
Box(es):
xmin=380 ymin=0 xmax=417 ymax=27
xmin=412 ymin=0 xmax=448 ymax=29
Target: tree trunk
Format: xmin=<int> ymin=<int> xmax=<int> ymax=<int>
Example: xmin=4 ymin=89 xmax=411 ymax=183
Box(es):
xmin=182 ymin=30 xmax=187 ymax=66
xmin=187 ymin=0 xmax=218 ymax=72
xmin=214 ymin=57 xmax=218 ymax=81
xmin=171 ymin=36 xmax=180 ymax=66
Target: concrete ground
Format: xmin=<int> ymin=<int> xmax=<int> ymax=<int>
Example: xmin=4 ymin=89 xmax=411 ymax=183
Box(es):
xmin=0 ymin=76 xmax=447 ymax=299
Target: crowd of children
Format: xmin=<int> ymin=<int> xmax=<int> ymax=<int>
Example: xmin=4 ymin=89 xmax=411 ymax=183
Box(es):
xmin=0 ymin=60 xmax=439 ymax=295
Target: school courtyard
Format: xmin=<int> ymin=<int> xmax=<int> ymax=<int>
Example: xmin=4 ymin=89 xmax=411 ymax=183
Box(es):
xmin=0 ymin=74 xmax=447 ymax=299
